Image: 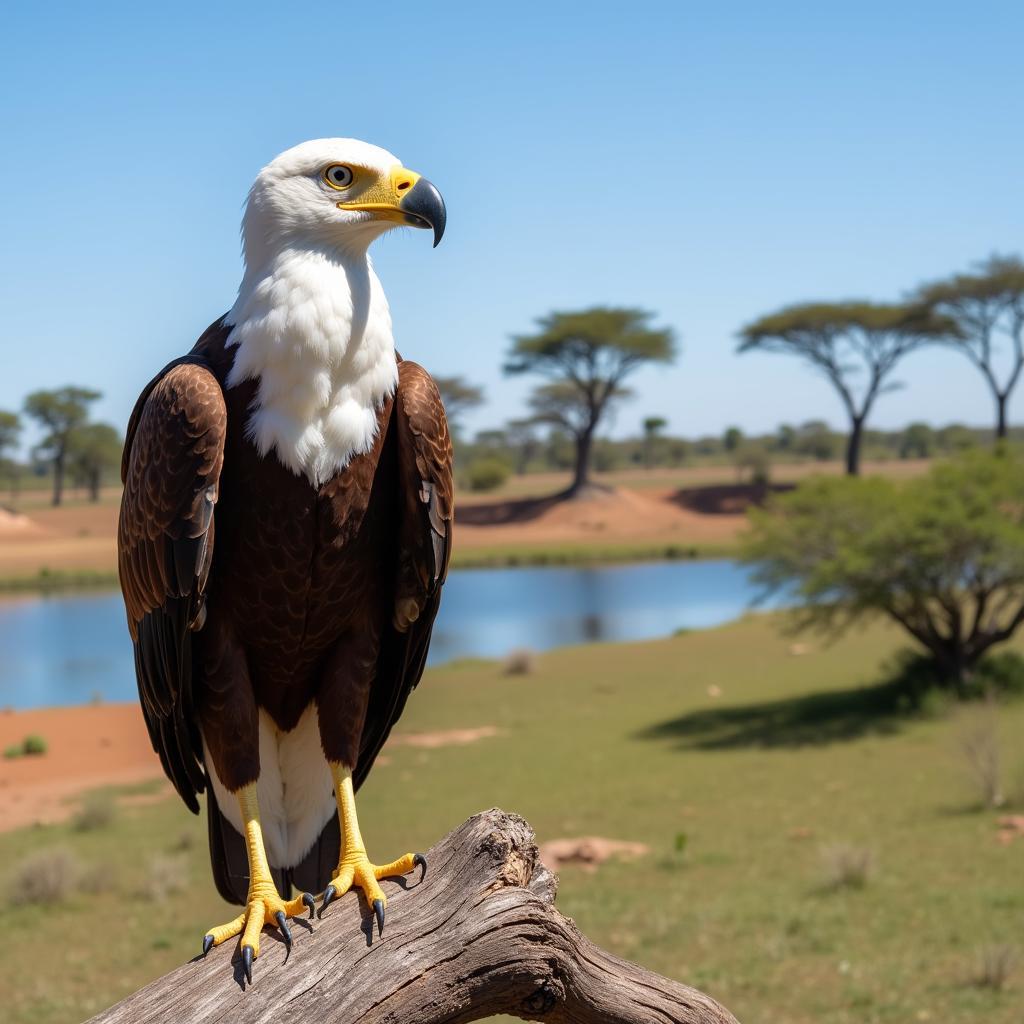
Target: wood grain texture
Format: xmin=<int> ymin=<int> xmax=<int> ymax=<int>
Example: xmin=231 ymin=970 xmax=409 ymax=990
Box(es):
xmin=87 ymin=809 xmax=738 ymax=1024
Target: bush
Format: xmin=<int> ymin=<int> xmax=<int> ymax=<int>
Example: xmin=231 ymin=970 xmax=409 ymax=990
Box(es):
xmin=9 ymin=848 xmax=79 ymax=905
xmin=3 ymin=734 xmax=48 ymax=759
xmin=820 ymin=842 xmax=875 ymax=890
xmin=72 ymin=791 xmax=116 ymax=832
xmin=970 ymin=945 xmax=1017 ymax=991
xmin=467 ymin=458 xmax=510 ymax=493
xmin=22 ymin=734 xmax=47 ymax=755
xmin=743 ymin=452 xmax=1024 ymax=693
xmin=142 ymin=854 xmax=189 ymax=902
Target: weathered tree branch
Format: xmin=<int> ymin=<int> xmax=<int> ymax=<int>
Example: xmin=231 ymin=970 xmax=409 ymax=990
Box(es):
xmin=86 ymin=809 xmax=738 ymax=1024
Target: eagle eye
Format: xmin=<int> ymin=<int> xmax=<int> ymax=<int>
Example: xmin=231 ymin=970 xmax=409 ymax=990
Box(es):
xmin=323 ymin=164 xmax=355 ymax=190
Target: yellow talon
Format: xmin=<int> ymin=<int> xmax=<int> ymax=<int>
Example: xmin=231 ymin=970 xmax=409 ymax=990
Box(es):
xmin=202 ymin=784 xmax=314 ymax=976
xmin=318 ymin=765 xmax=425 ymax=932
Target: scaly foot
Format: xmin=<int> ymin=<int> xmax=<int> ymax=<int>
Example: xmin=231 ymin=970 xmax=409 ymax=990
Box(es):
xmin=203 ymin=883 xmax=314 ymax=980
xmin=318 ymin=851 xmax=426 ymax=933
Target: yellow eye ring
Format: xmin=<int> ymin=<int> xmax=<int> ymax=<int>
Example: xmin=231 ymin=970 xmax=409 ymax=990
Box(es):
xmin=323 ymin=164 xmax=355 ymax=190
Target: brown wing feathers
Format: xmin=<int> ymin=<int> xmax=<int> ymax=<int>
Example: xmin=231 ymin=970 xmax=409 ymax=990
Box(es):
xmin=354 ymin=361 xmax=453 ymax=789
xmin=118 ymin=361 xmax=227 ymax=813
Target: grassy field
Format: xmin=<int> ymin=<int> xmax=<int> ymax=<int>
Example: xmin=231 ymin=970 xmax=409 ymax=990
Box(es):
xmin=3 ymin=613 xmax=1023 ymax=1023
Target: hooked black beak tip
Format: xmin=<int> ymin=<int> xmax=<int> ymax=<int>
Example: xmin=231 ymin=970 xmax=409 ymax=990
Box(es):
xmin=400 ymin=177 xmax=446 ymax=247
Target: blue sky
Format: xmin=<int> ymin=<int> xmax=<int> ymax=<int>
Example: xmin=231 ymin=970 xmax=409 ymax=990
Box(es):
xmin=2 ymin=1 xmax=1022 ymax=449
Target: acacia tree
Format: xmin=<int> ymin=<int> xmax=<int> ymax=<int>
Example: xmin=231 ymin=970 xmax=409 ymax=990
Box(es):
xmin=642 ymin=415 xmax=668 ymax=468
xmin=505 ymin=307 xmax=676 ymax=496
xmin=738 ymin=302 xmax=954 ymax=475
xmin=915 ymin=255 xmax=1024 ymax=440
xmin=0 ymin=411 xmax=21 ymax=503
xmin=67 ymin=422 xmax=123 ymax=502
xmin=742 ymin=452 xmax=1024 ymax=692
xmin=23 ymin=386 xmax=101 ymax=506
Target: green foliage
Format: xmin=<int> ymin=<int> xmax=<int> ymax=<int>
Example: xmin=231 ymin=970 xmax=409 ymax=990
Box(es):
xmin=734 ymin=443 xmax=771 ymax=485
xmin=466 ymin=457 xmax=511 ymax=492
xmin=742 ymin=452 xmax=1024 ymax=687
xmin=738 ymin=301 xmax=957 ymax=474
xmin=506 ymin=307 xmax=675 ymax=490
xmin=67 ymin=422 xmax=122 ymax=500
xmin=643 ymin=416 xmax=667 ymax=437
xmin=723 ymin=426 xmax=744 ymax=452
xmin=23 ymin=387 xmax=101 ymax=449
xmin=899 ymin=421 xmax=934 ymax=459
xmin=22 ymin=386 xmax=102 ymax=505
xmin=0 ymin=410 xmax=21 ymax=458
xmin=22 ymin=734 xmax=48 ymax=755
xmin=915 ymin=254 xmax=1024 ymax=439
xmin=3 ymin=734 xmax=49 ymax=758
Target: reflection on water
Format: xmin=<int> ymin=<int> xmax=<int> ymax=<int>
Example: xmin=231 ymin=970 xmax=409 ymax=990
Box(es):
xmin=0 ymin=560 xmax=778 ymax=710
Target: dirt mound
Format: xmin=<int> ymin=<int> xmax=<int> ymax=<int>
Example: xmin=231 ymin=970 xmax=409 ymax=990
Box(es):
xmin=0 ymin=508 xmax=46 ymax=539
xmin=670 ymin=482 xmax=794 ymax=516
xmin=539 ymin=836 xmax=649 ymax=873
xmin=457 ymin=484 xmax=740 ymax=550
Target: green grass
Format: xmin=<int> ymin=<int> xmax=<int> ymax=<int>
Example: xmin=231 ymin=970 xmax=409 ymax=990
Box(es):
xmin=3 ymin=615 xmax=1024 ymax=1023
xmin=0 ymin=568 xmax=120 ymax=594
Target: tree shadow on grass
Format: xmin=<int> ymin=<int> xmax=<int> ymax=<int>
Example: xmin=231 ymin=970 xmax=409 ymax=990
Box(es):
xmin=636 ymin=653 xmax=942 ymax=750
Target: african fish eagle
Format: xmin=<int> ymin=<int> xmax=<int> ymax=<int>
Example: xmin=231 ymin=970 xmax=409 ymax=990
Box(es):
xmin=117 ymin=139 xmax=451 ymax=979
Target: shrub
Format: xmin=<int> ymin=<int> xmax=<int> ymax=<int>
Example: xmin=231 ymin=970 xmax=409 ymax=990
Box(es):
xmin=821 ymin=842 xmax=875 ymax=890
xmin=79 ymin=863 xmax=117 ymax=895
xmin=956 ymin=701 xmax=1005 ymax=809
xmin=72 ymin=791 xmax=116 ymax=832
xmin=502 ymin=648 xmax=536 ymax=675
xmin=142 ymin=854 xmax=189 ymax=902
xmin=22 ymin=734 xmax=47 ymax=755
xmin=467 ymin=457 xmax=511 ymax=492
xmin=970 ymin=945 xmax=1017 ymax=991
xmin=9 ymin=848 xmax=79 ymax=905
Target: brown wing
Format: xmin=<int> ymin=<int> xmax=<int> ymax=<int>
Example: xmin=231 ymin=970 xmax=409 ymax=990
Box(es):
xmin=118 ymin=359 xmax=227 ymax=813
xmin=354 ymin=360 xmax=453 ymax=789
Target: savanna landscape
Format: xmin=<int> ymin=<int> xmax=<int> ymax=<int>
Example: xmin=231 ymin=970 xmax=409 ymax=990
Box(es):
xmin=3 ymin=6 xmax=1024 ymax=1024
xmin=4 ymin=615 xmax=1024 ymax=1023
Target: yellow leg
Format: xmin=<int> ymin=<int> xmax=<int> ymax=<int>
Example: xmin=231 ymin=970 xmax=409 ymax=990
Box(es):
xmin=318 ymin=763 xmax=426 ymax=933
xmin=202 ymin=784 xmax=314 ymax=980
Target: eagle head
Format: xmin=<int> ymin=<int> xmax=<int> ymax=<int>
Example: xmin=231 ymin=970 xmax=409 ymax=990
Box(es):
xmin=240 ymin=138 xmax=446 ymax=266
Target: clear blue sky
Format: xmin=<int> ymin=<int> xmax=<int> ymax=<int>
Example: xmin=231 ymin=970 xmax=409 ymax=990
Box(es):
xmin=2 ymin=1 xmax=1022 ymax=450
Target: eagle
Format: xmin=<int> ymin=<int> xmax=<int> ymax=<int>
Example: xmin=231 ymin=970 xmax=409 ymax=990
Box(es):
xmin=117 ymin=139 xmax=452 ymax=979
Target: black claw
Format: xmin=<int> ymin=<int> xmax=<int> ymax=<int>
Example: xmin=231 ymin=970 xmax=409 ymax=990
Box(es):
xmin=413 ymin=852 xmax=427 ymax=881
xmin=373 ymin=898 xmax=385 ymax=937
xmin=302 ymin=892 xmax=316 ymax=920
xmin=241 ymin=944 xmax=253 ymax=984
xmin=275 ymin=910 xmax=292 ymax=953
xmin=318 ymin=884 xmax=336 ymax=920
xmin=202 ymin=934 xmax=214 ymax=956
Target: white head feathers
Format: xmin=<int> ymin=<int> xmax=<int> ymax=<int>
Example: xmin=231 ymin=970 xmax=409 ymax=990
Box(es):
xmin=224 ymin=139 xmax=406 ymax=486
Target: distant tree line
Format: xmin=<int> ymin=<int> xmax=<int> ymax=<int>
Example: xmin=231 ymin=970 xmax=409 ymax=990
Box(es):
xmin=441 ymin=253 xmax=1024 ymax=490
xmin=5 ymin=255 xmax=1020 ymax=503
xmin=0 ymin=387 xmax=122 ymax=506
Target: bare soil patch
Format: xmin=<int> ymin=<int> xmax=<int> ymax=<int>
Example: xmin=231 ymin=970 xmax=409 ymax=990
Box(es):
xmin=0 ymin=704 xmax=161 ymax=831
xmin=539 ymin=836 xmax=650 ymax=872
xmin=390 ymin=726 xmax=501 ymax=749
